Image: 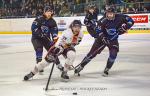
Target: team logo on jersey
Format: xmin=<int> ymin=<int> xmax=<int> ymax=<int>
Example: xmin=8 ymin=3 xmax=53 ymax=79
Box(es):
xmin=41 ymin=26 xmax=49 ymax=33
xmin=106 ymin=28 xmax=117 ymax=35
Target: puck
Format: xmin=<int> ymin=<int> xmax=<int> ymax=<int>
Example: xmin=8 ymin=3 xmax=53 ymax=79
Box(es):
xmin=73 ymin=92 xmax=77 ymax=95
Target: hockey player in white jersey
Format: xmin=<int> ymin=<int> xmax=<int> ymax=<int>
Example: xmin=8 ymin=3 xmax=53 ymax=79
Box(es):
xmin=24 ymin=20 xmax=83 ymax=80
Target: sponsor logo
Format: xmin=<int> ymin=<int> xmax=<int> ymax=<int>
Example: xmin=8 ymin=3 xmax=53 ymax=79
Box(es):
xmin=58 ymin=20 xmax=66 ymax=25
xmin=57 ymin=20 xmax=67 ymax=31
xmin=131 ymin=15 xmax=148 ymax=23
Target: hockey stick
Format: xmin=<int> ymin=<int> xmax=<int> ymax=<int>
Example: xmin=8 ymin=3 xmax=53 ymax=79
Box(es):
xmin=45 ymin=61 xmax=55 ymax=91
xmin=44 ymin=35 xmax=59 ymax=91
xmin=44 ymin=43 xmax=58 ymax=91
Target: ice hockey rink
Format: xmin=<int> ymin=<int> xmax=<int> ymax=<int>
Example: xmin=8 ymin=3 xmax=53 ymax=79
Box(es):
xmin=0 ymin=34 xmax=150 ymax=96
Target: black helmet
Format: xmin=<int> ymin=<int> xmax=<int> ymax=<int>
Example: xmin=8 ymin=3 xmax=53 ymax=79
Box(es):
xmin=105 ymin=6 xmax=115 ymax=13
xmin=70 ymin=20 xmax=82 ymax=28
xmin=44 ymin=6 xmax=54 ymax=13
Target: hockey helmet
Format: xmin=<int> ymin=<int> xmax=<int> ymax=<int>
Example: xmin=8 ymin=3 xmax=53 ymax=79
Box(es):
xmin=105 ymin=6 xmax=115 ymax=20
xmin=70 ymin=20 xmax=82 ymax=28
xmin=44 ymin=6 xmax=54 ymax=13
xmin=105 ymin=6 xmax=115 ymax=13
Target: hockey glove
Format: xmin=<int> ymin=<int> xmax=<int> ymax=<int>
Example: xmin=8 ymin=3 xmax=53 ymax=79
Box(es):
xmin=118 ymin=24 xmax=128 ymax=35
xmin=51 ymin=46 xmax=64 ymax=56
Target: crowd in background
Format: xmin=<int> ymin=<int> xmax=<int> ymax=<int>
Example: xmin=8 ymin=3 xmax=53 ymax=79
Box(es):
xmin=0 ymin=0 xmax=149 ymax=18
xmin=106 ymin=0 xmax=149 ymax=14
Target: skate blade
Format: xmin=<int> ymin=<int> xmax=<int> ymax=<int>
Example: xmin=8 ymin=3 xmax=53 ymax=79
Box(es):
xmin=23 ymin=77 xmax=33 ymax=81
xmin=102 ymin=73 xmax=108 ymax=77
xmin=61 ymin=78 xmax=69 ymax=82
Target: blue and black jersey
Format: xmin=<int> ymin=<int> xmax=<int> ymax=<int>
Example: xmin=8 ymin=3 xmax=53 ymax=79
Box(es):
xmin=31 ymin=15 xmax=58 ymax=40
xmin=98 ymin=14 xmax=134 ymax=41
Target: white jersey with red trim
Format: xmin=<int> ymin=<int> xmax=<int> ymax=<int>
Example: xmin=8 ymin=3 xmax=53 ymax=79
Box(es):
xmin=55 ymin=29 xmax=84 ymax=48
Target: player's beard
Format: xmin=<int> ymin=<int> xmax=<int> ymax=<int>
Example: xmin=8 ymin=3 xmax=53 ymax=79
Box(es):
xmin=106 ymin=13 xmax=115 ymax=20
xmin=44 ymin=11 xmax=53 ymax=19
xmin=72 ymin=30 xmax=79 ymax=35
xmin=45 ymin=14 xmax=52 ymax=19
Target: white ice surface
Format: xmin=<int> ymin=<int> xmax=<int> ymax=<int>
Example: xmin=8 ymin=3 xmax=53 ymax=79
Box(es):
xmin=0 ymin=34 xmax=150 ymax=96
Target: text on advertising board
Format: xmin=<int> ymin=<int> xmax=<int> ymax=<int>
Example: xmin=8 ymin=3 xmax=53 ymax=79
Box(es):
xmin=131 ymin=15 xmax=148 ymax=23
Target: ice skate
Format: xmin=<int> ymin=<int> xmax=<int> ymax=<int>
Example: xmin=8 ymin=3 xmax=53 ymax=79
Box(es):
xmin=61 ymin=71 xmax=69 ymax=82
xmin=24 ymin=72 xmax=35 ymax=81
xmin=57 ymin=64 xmax=64 ymax=71
xmin=102 ymin=68 xmax=109 ymax=77
xmin=74 ymin=65 xmax=83 ymax=76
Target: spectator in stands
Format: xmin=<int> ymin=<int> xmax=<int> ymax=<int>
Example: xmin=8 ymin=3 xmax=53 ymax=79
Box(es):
xmin=59 ymin=4 xmax=71 ymax=17
xmin=0 ymin=0 xmax=3 ymax=8
xmin=0 ymin=0 xmax=149 ymax=18
xmin=54 ymin=2 xmax=61 ymax=16
xmin=136 ymin=4 xmax=145 ymax=13
xmin=143 ymin=7 xmax=148 ymax=13
xmin=36 ymin=8 xmax=43 ymax=16
xmin=70 ymin=2 xmax=75 ymax=15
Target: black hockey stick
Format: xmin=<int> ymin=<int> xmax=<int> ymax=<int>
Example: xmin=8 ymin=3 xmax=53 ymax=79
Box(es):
xmin=44 ymin=35 xmax=58 ymax=91
xmin=45 ymin=61 xmax=55 ymax=91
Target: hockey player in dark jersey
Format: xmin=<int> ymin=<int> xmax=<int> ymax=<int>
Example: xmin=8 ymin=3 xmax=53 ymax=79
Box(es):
xmin=31 ymin=6 xmax=63 ymax=73
xmin=84 ymin=4 xmax=99 ymax=38
xmin=75 ymin=7 xmax=134 ymax=76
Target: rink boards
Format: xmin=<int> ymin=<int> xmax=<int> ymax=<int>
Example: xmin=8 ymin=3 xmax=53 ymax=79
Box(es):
xmin=0 ymin=13 xmax=150 ymax=34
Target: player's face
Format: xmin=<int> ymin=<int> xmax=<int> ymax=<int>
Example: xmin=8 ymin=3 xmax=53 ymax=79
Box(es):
xmin=72 ymin=26 xmax=81 ymax=35
xmin=89 ymin=8 xmax=95 ymax=14
xmin=44 ymin=11 xmax=53 ymax=19
xmin=106 ymin=12 xmax=115 ymax=20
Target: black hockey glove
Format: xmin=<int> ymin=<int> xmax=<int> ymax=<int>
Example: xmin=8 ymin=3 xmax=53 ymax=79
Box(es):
xmin=51 ymin=46 xmax=64 ymax=56
xmin=118 ymin=24 xmax=128 ymax=35
xmin=45 ymin=46 xmax=63 ymax=63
